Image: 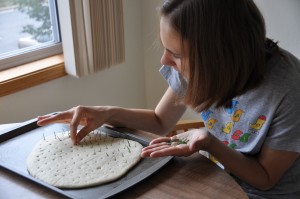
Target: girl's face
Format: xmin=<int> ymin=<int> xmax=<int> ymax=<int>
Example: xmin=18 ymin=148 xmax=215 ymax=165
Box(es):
xmin=160 ymin=16 xmax=189 ymax=79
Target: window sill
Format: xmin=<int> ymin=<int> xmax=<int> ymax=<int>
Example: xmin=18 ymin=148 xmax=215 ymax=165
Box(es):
xmin=0 ymin=54 xmax=66 ymax=97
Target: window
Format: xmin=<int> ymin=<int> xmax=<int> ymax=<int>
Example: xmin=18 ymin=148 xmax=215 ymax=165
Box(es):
xmin=0 ymin=0 xmax=62 ymax=71
xmin=0 ymin=0 xmax=124 ymax=97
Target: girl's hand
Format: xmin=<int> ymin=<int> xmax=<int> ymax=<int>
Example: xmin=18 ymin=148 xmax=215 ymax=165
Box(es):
xmin=141 ymin=128 xmax=212 ymax=158
xmin=37 ymin=106 xmax=109 ymax=144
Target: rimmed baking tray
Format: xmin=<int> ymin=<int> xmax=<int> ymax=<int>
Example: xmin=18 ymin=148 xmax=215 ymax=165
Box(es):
xmin=0 ymin=119 xmax=173 ymax=199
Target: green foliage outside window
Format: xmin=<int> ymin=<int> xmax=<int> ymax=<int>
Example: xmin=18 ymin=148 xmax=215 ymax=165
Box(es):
xmin=16 ymin=0 xmax=52 ymax=42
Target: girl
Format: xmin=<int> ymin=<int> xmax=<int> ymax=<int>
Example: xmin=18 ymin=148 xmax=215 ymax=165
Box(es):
xmin=38 ymin=0 xmax=300 ymax=198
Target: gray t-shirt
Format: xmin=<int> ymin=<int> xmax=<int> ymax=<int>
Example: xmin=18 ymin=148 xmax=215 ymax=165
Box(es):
xmin=159 ymin=49 xmax=300 ymax=199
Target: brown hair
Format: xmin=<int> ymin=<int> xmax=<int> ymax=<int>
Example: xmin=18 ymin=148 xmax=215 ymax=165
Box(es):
xmin=160 ymin=0 xmax=277 ymax=112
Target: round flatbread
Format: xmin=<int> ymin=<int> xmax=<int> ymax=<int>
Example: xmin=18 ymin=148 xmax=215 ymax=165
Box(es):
xmin=26 ymin=130 xmax=143 ymax=188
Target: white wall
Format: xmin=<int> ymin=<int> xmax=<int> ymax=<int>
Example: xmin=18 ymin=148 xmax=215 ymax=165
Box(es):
xmin=254 ymin=0 xmax=300 ymax=58
xmin=142 ymin=0 xmax=164 ymax=109
xmin=0 ymin=0 xmax=146 ymax=123
xmin=1 ymin=0 xmax=299 ymax=124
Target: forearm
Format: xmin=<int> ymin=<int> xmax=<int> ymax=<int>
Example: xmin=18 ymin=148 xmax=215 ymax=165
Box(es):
xmin=205 ymin=135 xmax=272 ymax=190
xmin=105 ymin=88 xmax=186 ymax=135
xmin=105 ymin=106 xmax=171 ymax=135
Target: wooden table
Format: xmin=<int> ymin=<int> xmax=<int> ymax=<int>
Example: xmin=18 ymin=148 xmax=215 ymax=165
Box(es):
xmin=0 ymin=125 xmax=248 ymax=199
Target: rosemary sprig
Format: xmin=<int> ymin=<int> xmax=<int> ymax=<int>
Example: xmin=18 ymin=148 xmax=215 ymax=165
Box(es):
xmin=126 ymin=146 xmax=131 ymax=153
xmin=54 ymin=132 xmax=62 ymax=141
xmin=127 ymin=140 xmax=131 ymax=147
xmin=167 ymin=138 xmax=189 ymax=145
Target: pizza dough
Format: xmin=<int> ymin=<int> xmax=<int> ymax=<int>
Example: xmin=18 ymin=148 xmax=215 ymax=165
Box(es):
xmin=26 ymin=130 xmax=143 ymax=189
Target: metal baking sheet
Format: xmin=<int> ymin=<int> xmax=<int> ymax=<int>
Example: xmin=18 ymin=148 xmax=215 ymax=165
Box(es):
xmin=0 ymin=121 xmax=173 ymax=199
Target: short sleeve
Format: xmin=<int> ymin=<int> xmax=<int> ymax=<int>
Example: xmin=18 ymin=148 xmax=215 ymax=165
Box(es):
xmin=159 ymin=65 xmax=187 ymax=96
xmin=263 ymin=54 xmax=300 ymax=153
xmin=264 ymin=88 xmax=300 ymax=153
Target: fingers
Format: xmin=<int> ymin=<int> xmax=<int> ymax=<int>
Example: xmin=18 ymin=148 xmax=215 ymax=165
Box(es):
xmin=70 ymin=108 xmax=82 ymax=144
xmin=37 ymin=106 xmax=102 ymax=145
xmin=70 ymin=106 xmax=95 ymax=144
xmin=141 ymin=143 xmax=172 ymax=158
xmin=149 ymin=135 xmax=179 ymax=144
xmin=37 ymin=115 xmax=56 ymax=126
xmin=149 ymin=137 xmax=171 ymax=145
xmin=37 ymin=107 xmax=86 ymax=144
xmin=141 ymin=143 xmax=170 ymax=157
xmin=37 ymin=115 xmax=51 ymax=121
xmin=141 ymin=143 xmax=189 ymax=158
xmin=141 ymin=134 xmax=196 ymax=158
xmin=75 ymin=125 xmax=95 ymax=144
xmin=141 ymin=137 xmax=191 ymax=158
xmin=37 ymin=111 xmax=71 ymax=126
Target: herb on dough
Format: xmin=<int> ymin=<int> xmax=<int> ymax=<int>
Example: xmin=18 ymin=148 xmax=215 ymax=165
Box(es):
xmin=126 ymin=146 xmax=131 ymax=153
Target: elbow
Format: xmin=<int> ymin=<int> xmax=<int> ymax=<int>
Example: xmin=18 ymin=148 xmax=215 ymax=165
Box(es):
xmin=259 ymin=181 xmax=278 ymax=191
xmin=250 ymin=164 xmax=281 ymax=191
xmin=254 ymin=179 xmax=278 ymax=191
xmin=151 ymin=115 xmax=175 ymax=136
xmin=153 ymin=126 xmax=173 ymax=136
xmin=257 ymin=184 xmax=274 ymax=191
xmin=153 ymin=120 xmax=174 ymax=136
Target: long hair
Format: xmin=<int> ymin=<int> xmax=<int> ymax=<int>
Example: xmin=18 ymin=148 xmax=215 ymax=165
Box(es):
xmin=160 ymin=0 xmax=278 ymax=112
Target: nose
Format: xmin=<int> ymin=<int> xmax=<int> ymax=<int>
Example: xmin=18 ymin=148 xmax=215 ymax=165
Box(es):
xmin=161 ymin=50 xmax=175 ymax=66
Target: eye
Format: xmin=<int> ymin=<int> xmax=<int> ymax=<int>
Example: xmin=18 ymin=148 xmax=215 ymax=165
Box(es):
xmin=172 ymin=53 xmax=181 ymax=59
xmin=165 ymin=48 xmax=181 ymax=59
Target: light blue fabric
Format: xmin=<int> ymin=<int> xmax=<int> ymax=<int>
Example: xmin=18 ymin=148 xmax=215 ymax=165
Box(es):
xmin=159 ymin=65 xmax=187 ymax=97
xmin=159 ymin=49 xmax=300 ymax=199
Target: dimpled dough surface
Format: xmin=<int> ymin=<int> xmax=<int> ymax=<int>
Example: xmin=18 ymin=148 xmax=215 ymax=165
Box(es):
xmin=26 ymin=130 xmax=143 ymax=189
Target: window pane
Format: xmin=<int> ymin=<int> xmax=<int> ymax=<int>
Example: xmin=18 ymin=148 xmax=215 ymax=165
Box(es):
xmin=0 ymin=0 xmax=62 ymax=71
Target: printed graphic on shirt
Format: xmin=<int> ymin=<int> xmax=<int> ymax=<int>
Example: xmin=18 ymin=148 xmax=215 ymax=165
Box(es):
xmin=201 ymin=110 xmax=213 ymax=121
xmin=232 ymin=109 xmax=244 ymax=122
xmin=239 ymin=133 xmax=250 ymax=143
xmin=250 ymin=115 xmax=266 ymax=131
xmin=201 ymin=100 xmax=267 ymax=153
xmin=223 ymin=122 xmax=234 ymax=134
xmin=200 ymin=101 xmax=268 ymax=168
xmin=231 ymin=130 xmax=243 ymax=140
xmin=207 ymin=118 xmax=217 ymax=129
xmin=228 ymin=143 xmax=237 ymax=149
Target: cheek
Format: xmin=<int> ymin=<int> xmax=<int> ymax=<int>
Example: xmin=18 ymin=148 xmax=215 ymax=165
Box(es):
xmin=184 ymin=71 xmax=190 ymax=80
xmin=182 ymin=61 xmax=190 ymax=78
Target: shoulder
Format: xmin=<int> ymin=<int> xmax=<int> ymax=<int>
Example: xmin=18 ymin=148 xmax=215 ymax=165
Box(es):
xmin=261 ymin=50 xmax=300 ymax=152
xmin=266 ymin=49 xmax=300 ymax=88
xmin=260 ymin=49 xmax=300 ymax=103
